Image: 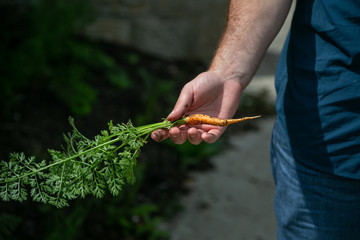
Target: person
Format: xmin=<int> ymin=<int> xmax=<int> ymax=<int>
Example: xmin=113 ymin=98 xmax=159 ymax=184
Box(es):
xmin=152 ymin=0 xmax=360 ymax=239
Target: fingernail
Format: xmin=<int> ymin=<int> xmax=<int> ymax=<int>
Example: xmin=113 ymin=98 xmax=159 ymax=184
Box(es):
xmin=152 ymin=132 xmax=160 ymax=141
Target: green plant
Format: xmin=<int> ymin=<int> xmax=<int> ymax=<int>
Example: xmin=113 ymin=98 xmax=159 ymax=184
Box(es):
xmin=0 ymin=0 xmax=130 ymax=116
xmin=44 ymin=201 xmax=90 ymax=240
xmin=0 ymin=117 xmax=185 ymax=208
xmin=111 ymin=203 xmax=169 ymax=240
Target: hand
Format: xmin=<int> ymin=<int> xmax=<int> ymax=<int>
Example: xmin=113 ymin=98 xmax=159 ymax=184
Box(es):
xmin=151 ymin=71 xmax=243 ymax=144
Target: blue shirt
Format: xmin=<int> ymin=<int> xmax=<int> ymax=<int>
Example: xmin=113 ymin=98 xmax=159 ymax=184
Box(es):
xmin=275 ymin=0 xmax=360 ymax=179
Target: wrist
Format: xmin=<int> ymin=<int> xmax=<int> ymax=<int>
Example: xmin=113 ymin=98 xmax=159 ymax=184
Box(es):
xmin=208 ymin=67 xmax=252 ymax=90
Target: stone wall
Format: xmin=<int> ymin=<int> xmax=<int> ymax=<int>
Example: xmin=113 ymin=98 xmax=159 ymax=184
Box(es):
xmin=85 ymin=0 xmax=229 ymax=64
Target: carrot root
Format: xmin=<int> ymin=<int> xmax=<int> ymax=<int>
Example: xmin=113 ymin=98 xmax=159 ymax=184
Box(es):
xmin=183 ymin=114 xmax=261 ymax=126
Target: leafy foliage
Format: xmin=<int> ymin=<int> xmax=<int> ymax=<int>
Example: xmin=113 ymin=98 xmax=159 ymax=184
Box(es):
xmin=0 ymin=117 xmax=181 ymax=208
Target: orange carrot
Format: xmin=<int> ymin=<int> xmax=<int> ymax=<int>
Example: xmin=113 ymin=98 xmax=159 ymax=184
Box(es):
xmin=183 ymin=114 xmax=261 ymax=126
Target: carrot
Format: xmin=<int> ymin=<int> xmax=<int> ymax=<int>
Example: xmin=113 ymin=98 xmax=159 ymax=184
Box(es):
xmin=183 ymin=114 xmax=261 ymax=126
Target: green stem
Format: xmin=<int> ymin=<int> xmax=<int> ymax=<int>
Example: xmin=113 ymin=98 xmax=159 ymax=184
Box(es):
xmin=135 ymin=118 xmax=185 ymax=136
xmin=1 ymin=136 xmax=122 ymax=184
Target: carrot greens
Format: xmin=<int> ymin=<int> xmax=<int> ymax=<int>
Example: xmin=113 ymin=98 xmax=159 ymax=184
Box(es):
xmin=0 ymin=117 xmax=183 ymax=208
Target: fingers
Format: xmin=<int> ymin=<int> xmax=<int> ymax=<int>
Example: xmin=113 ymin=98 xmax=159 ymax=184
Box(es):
xmin=170 ymin=126 xmax=222 ymax=145
xmin=151 ymin=129 xmax=169 ymax=142
xmin=201 ymin=129 xmax=222 ymax=143
xmin=169 ymin=126 xmax=188 ymax=144
xmin=152 ymin=126 xmax=223 ymax=144
xmin=188 ymin=127 xmax=203 ymax=145
xmin=152 ymin=127 xmax=190 ymax=144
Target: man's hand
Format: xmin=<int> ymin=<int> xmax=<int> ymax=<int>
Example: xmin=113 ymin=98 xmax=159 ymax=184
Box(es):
xmin=151 ymin=71 xmax=243 ymax=144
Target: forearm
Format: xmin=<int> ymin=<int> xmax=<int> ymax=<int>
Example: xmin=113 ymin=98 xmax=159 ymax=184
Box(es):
xmin=210 ymin=0 xmax=293 ymax=89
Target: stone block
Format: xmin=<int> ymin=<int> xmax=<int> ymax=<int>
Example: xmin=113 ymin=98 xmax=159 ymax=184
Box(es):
xmin=94 ymin=1 xmax=149 ymax=17
xmin=152 ymin=0 xmax=188 ymax=17
xmin=92 ymin=0 xmax=145 ymax=6
xmin=132 ymin=16 xmax=192 ymax=59
xmin=84 ymin=17 xmax=132 ymax=45
xmin=119 ymin=0 xmax=145 ymax=7
xmin=191 ymin=2 xmax=228 ymax=63
xmin=86 ymin=0 xmax=232 ymax=63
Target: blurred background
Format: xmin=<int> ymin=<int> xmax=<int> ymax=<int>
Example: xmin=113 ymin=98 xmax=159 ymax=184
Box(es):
xmin=0 ymin=0 xmax=292 ymax=239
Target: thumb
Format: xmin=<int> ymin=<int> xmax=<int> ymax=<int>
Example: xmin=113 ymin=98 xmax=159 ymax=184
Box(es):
xmin=167 ymin=85 xmax=193 ymax=121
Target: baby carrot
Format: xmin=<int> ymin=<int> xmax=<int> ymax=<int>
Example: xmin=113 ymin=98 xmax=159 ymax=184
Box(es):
xmin=182 ymin=114 xmax=261 ymax=126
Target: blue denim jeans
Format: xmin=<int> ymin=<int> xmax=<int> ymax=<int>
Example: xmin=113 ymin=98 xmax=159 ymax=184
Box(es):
xmin=271 ymin=121 xmax=360 ymax=240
